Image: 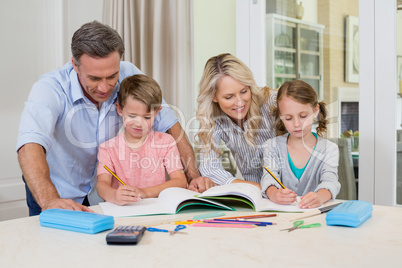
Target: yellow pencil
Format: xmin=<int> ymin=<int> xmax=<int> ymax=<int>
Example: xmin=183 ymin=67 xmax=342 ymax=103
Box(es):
xmin=263 ymin=165 xmax=286 ymax=189
xmin=104 ymin=165 xmax=126 ymax=185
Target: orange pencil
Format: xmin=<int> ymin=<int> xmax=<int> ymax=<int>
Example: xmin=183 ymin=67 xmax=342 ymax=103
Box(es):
xmin=263 ymin=166 xmax=286 ymax=189
xmin=104 ymin=165 xmax=126 ymax=185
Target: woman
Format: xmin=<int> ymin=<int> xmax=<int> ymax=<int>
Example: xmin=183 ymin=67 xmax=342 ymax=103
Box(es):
xmin=191 ymin=53 xmax=277 ymax=190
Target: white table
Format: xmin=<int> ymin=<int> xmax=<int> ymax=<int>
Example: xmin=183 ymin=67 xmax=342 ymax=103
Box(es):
xmin=0 ymin=205 xmax=401 ymax=267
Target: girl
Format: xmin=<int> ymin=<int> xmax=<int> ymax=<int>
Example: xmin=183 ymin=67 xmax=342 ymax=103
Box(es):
xmin=261 ymin=80 xmax=340 ymax=208
xmin=190 ymin=53 xmax=277 ymax=191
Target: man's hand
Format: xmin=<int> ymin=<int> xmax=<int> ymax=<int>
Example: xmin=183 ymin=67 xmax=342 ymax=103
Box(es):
xmin=18 ymin=143 xmax=94 ymax=214
xmin=188 ymin=176 xmax=216 ymax=193
xmin=42 ymin=198 xmax=93 ymax=213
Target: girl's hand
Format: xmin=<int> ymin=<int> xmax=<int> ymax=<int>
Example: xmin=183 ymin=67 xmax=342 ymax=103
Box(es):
xmin=113 ymin=185 xmax=142 ymax=205
xmin=299 ymin=191 xmax=327 ymax=209
xmin=266 ymin=186 xmax=297 ymax=205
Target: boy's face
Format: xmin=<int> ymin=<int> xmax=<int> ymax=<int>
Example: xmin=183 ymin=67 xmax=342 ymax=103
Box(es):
xmin=116 ymin=96 xmax=161 ymax=142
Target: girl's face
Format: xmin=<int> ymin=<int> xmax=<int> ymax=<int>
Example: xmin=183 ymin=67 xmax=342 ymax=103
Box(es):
xmin=116 ymin=96 xmax=160 ymax=142
xmin=278 ymin=96 xmax=319 ymax=139
xmin=213 ymin=76 xmax=251 ymax=125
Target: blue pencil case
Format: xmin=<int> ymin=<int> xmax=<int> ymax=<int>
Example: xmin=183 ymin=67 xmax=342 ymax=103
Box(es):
xmin=326 ymin=200 xmax=373 ymax=227
xmin=39 ymin=209 xmax=115 ymax=234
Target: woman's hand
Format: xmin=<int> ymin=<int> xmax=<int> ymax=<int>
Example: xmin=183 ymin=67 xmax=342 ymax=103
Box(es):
xmin=188 ymin=176 xmax=216 ymax=193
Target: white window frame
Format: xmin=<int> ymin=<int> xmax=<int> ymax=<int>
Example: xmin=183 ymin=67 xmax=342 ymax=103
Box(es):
xmin=360 ymin=0 xmax=397 ymax=205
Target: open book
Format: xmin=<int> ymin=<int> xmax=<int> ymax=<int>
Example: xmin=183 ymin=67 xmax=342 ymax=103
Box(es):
xmin=99 ymin=184 xmax=312 ymax=217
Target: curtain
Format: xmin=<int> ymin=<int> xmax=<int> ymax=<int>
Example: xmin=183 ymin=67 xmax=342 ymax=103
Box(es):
xmin=103 ymin=0 xmax=194 ymax=124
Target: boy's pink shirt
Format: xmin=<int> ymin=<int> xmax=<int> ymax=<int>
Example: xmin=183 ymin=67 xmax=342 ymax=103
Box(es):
xmin=97 ymin=131 xmax=183 ymax=189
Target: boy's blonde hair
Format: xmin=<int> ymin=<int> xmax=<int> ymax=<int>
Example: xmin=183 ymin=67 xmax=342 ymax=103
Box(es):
xmin=118 ymin=74 xmax=162 ymax=112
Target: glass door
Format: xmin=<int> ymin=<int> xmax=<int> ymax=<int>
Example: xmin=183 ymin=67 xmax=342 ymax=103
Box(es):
xmin=237 ymin=0 xmax=400 ymax=205
xmin=266 ymin=13 xmax=323 ymax=98
xmin=240 ymin=0 xmax=360 ymax=200
xmin=298 ymin=25 xmax=323 ymax=98
xmin=272 ymin=18 xmax=297 ymax=87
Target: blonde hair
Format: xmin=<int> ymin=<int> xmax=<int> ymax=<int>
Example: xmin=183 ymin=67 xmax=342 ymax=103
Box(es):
xmin=196 ymin=53 xmax=271 ymax=156
xmin=273 ymin=80 xmax=328 ymax=137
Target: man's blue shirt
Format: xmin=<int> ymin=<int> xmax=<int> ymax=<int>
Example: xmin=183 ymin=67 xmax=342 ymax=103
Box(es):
xmin=16 ymin=61 xmax=178 ymax=203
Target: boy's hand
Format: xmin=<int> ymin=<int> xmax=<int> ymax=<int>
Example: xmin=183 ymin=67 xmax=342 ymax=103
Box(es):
xmin=113 ymin=185 xmax=142 ymax=205
xmin=266 ymin=186 xmax=297 ymax=205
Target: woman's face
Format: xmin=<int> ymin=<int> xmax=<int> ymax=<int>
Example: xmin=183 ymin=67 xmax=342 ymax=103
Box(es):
xmin=213 ymin=76 xmax=251 ymax=125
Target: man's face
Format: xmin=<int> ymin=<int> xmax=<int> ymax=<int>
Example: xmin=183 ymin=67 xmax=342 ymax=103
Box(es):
xmin=72 ymin=51 xmax=120 ymax=106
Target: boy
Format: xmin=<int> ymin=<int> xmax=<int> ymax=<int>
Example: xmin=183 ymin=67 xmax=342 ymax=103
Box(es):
xmin=96 ymin=74 xmax=187 ymax=205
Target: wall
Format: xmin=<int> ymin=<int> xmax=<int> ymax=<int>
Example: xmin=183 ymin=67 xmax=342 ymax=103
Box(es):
xmin=0 ymin=0 xmax=102 ymax=221
xmin=191 ymin=0 xmax=236 ymax=139
xmin=297 ymin=0 xmax=317 ymax=23
xmin=0 ymin=0 xmax=235 ymax=221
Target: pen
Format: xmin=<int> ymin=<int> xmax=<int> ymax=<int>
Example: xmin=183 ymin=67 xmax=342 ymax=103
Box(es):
xmin=104 ymin=165 xmax=126 ymax=185
xmin=263 ymin=166 xmax=286 ymax=189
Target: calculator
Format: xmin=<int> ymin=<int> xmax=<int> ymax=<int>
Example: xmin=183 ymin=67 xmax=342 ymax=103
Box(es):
xmin=106 ymin=225 xmax=147 ymax=245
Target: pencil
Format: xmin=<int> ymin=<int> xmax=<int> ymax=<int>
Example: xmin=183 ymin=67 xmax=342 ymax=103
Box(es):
xmin=215 ymin=214 xmax=277 ymax=220
xmin=104 ymin=165 xmax=126 ymax=185
xmin=204 ymin=219 xmax=276 ymax=226
xmin=192 ymin=223 xmax=255 ymax=228
xmin=263 ymin=166 xmax=286 ymax=189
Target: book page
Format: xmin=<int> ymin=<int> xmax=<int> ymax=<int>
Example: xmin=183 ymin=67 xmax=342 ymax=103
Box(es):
xmin=99 ymin=187 xmax=233 ymax=217
xmin=99 ymin=198 xmax=171 ymax=217
xmin=197 ymin=184 xmax=262 ymax=209
xmin=197 ymin=183 xmax=317 ymax=212
xmin=257 ymin=197 xmax=319 ymax=212
xmin=159 ymin=187 xmax=233 ymax=211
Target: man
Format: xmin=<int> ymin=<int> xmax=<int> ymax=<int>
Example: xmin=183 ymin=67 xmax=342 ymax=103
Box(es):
xmin=17 ymin=21 xmax=212 ymax=216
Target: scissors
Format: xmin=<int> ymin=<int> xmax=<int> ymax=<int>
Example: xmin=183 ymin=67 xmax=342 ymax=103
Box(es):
xmin=147 ymin=225 xmax=187 ymax=235
xmin=169 ymin=225 xmax=187 ymax=235
xmin=280 ymin=220 xmax=321 ymax=232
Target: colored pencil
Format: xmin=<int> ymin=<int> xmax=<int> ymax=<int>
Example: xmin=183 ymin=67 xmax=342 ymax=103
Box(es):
xmin=215 ymin=214 xmax=277 ymax=220
xmin=104 ymin=165 xmax=126 ymax=185
xmin=192 ymin=223 xmax=256 ymax=228
xmin=263 ymin=166 xmax=286 ymax=189
xmin=204 ymin=219 xmax=276 ymax=226
xmin=174 ymin=220 xmax=201 ymax=225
